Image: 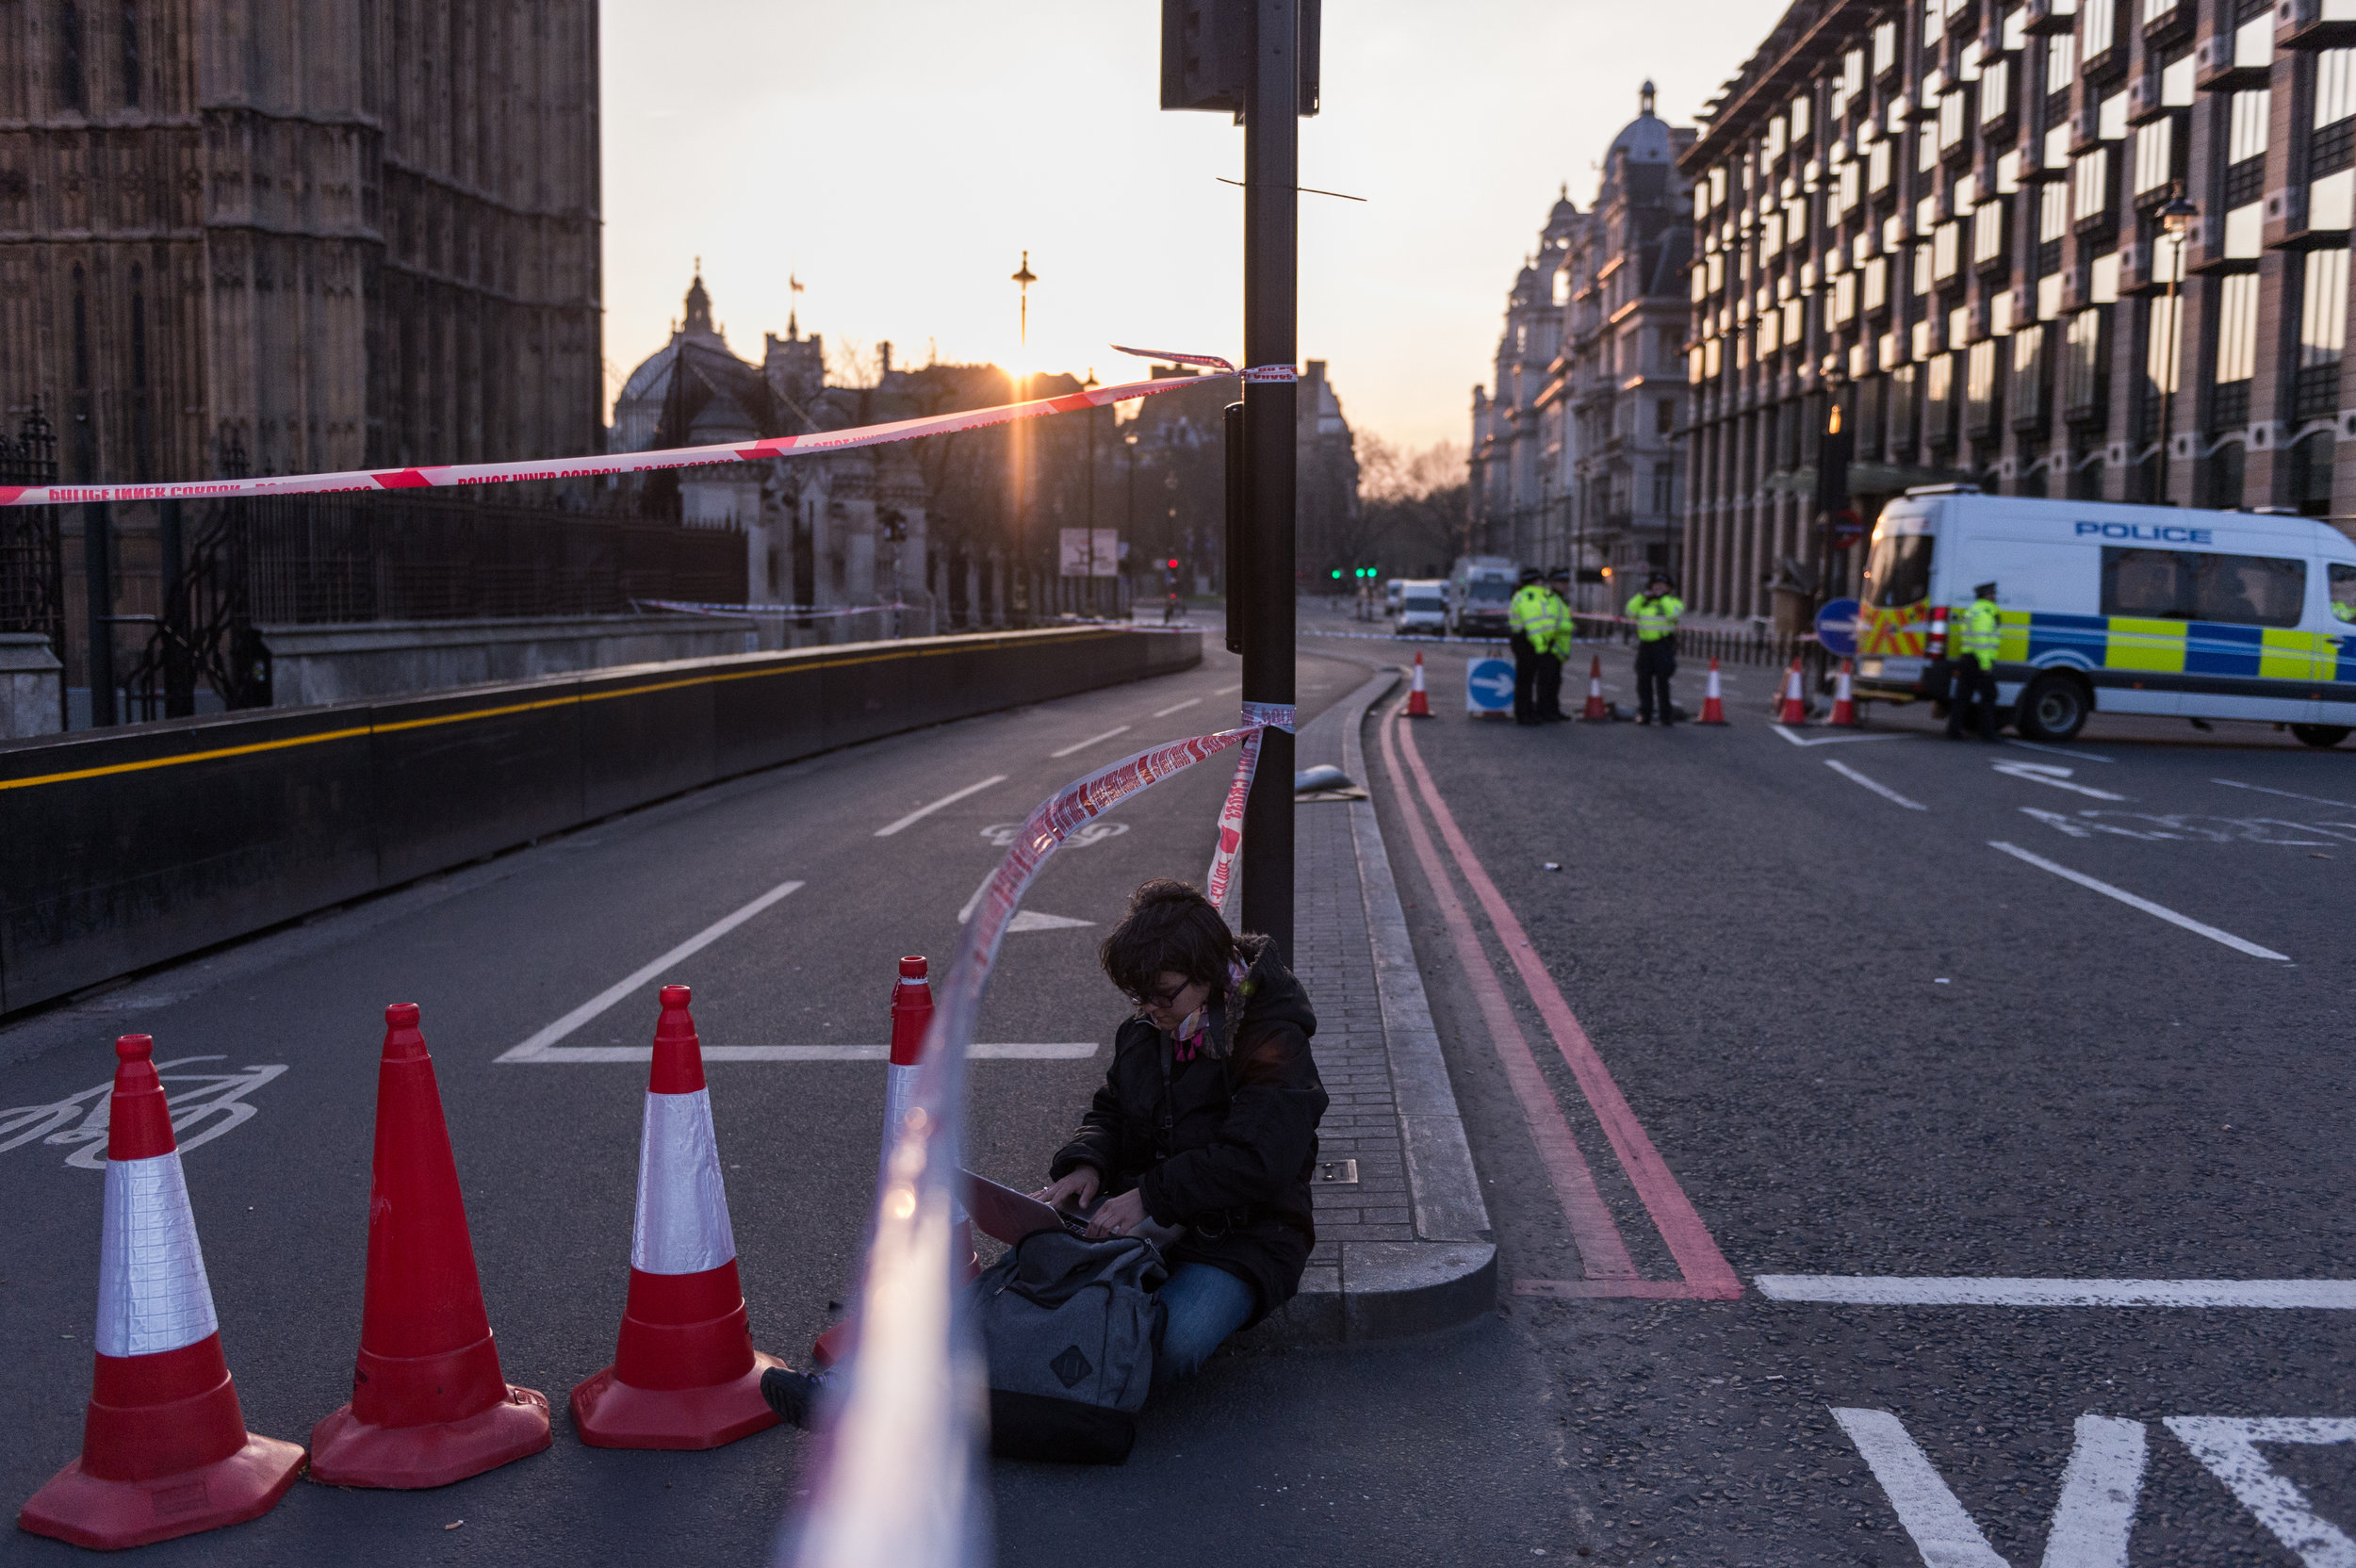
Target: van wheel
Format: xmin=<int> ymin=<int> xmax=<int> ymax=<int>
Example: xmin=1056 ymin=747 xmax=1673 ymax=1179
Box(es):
xmin=2015 ymin=675 xmax=2090 ymax=741
xmin=2290 ymin=724 xmax=2351 ymax=748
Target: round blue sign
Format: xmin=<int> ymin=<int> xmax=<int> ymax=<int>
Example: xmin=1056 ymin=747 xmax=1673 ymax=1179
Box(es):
xmin=1815 ymin=596 xmax=1861 ymax=659
xmin=1465 ymin=657 xmax=1516 ymax=713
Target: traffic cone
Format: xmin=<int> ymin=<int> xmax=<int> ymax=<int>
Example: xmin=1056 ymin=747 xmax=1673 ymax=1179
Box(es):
xmin=1775 ymin=658 xmax=1809 ymax=725
xmin=1404 ymin=651 xmax=1432 ymax=718
xmin=813 ymin=956 xmax=974 ymax=1368
xmin=309 ymin=1004 xmax=550 ymax=1487
xmin=1580 ymin=655 xmax=1611 ymax=721
xmin=1829 ymin=659 xmax=1859 ymax=727
xmin=571 ymin=987 xmax=783 ymax=1448
xmin=17 ymin=1036 xmax=303 ymax=1549
xmin=1697 ymin=659 xmax=1728 ymax=725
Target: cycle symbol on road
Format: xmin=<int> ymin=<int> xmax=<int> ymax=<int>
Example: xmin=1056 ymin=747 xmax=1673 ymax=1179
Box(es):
xmin=0 ymin=1056 xmax=288 ymax=1170
xmin=980 ymin=821 xmax=1128 ymax=849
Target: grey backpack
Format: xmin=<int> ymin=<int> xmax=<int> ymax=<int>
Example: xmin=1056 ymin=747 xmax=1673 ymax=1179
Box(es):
xmin=972 ymin=1230 xmax=1166 ymax=1464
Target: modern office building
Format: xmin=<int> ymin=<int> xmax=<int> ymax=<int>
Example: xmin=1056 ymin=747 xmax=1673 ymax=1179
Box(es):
xmin=1682 ymin=0 xmax=2356 ymax=626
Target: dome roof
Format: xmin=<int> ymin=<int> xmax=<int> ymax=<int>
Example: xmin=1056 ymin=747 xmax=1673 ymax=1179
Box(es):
xmin=1608 ymin=80 xmax=1672 ymax=164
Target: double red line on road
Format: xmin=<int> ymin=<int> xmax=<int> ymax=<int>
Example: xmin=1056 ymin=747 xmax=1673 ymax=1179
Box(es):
xmin=1377 ymin=704 xmax=1742 ymax=1301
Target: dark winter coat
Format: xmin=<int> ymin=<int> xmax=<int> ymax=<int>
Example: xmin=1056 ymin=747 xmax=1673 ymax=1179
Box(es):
xmin=1048 ymin=936 xmax=1328 ymax=1325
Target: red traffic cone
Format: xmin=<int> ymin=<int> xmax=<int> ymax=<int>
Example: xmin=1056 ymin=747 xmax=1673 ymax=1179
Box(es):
xmin=814 ymin=956 xmax=973 ymax=1368
xmin=309 ymin=1004 xmax=550 ymax=1487
xmin=18 ymin=1036 xmax=303 ymax=1549
xmin=1580 ymin=655 xmax=1611 ymax=721
xmin=1829 ymin=659 xmax=1859 ymax=727
xmin=1775 ymin=658 xmax=1809 ymax=725
xmin=572 ymin=987 xmax=782 ymax=1448
xmin=1404 ymin=650 xmax=1432 ymax=718
xmin=1697 ymin=659 xmax=1728 ymax=725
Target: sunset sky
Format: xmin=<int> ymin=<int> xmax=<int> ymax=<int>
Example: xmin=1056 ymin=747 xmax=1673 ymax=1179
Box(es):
xmin=599 ymin=1 xmax=1771 ymax=456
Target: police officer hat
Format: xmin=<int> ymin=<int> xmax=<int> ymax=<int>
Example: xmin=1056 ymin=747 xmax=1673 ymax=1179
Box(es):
xmin=1646 ymin=569 xmax=1676 ymax=591
xmin=1974 ymin=580 xmax=1998 ymax=598
xmin=1518 ymin=566 xmax=1544 ymax=585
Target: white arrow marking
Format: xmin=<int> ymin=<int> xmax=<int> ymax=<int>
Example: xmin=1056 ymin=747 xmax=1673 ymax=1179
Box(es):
xmin=2166 ymin=1417 xmax=2356 ymax=1568
xmin=1826 ymin=759 xmax=1929 ymax=809
xmin=1991 ymin=760 xmax=2130 ymax=800
xmin=1832 ymin=1408 xmax=2148 ymax=1568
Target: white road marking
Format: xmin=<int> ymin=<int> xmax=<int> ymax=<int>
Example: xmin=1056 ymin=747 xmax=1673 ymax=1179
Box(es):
xmin=1758 ymin=1275 xmax=2356 ymax=1307
xmin=2007 ymin=737 xmax=2116 ymax=763
xmin=1004 ymin=910 xmax=1094 ymax=931
xmin=873 ymin=775 xmax=1006 ymax=837
xmin=980 ymin=820 xmax=1126 ymax=849
xmin=1834 ymin=1408 xmax=2149 ymax=1568
xmin=1831 ymin=1410 xmax=2008 ymax=1568
xmin=2214 ymin=777 xmax=2356 ymax=810
xmin=1153 ymin=697 xmax=1204 ymax=717
xmin=2 ymin=1057 xmax=288 ymax=1169
xmin=1050 ymin=724 xmax=1132 ymax=759
xmin=508 ymin=1042 xmax=1099 ymax=1064
xmin=1991 ymin=760 xmax=2131 ymax=800
xmin=1770 ymin=726 xmax=1912 ymax=747
xmin=2165 ymin=1417 xmax=2356 ymax=1567
xmin=498 ymin=879 xmax=806 ymax=1062
xmin=1214 ymin=683 xmax=1240 ymax=695
xmin=1825 ymin=759 xmax=1928 ymax=810
xmin=1988 ymin=841 xmax=2290 ymax=960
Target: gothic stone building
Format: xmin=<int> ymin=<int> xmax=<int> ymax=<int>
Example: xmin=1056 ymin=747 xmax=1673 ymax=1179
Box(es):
xmin=0 ymin=0 xmax=602 ymax=684
xmin=1684 ymin=0 xmax=2356 ymax=627
xmin=1472 ymin=88 xmax=1695 ymax=610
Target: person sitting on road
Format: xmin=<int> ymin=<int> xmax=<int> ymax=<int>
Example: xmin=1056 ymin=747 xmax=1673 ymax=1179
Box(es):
xmin=1032 ymin=878 xmax=1329 ymax=1388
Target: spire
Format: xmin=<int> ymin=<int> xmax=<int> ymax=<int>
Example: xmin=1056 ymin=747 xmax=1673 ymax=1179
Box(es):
xmin=1640 ymin=80 xmax=1657 ymax=116
xmin=683 ymin=260 xmax=714 ymax=336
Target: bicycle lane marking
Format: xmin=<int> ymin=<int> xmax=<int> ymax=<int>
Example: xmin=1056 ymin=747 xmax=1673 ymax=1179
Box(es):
xmin=1393 ymin=709 xmax=1744 ymax=1298
xmin=1372 ymin=705 xmax=1640 ymax=1282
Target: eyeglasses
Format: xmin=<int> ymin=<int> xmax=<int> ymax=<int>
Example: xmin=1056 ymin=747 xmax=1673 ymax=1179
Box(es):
xmin=1128 ymin=982 xmax=1187 ymax=1011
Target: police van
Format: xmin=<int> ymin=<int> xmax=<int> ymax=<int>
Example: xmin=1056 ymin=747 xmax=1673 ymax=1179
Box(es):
xmin=1854 ymin=487 xmax=2356 ymax=744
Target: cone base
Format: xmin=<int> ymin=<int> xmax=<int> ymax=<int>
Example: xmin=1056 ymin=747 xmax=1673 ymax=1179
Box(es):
xmin=810 ymin=1318 xmax=854 ymax=1369
xmin=567 ymin=1351 xmax=785 ymax=1450
xmin=307 ymin=1385 xmax=550 ymax=1490
xmin=17 ymin=1433 xmax=303 ymax=1550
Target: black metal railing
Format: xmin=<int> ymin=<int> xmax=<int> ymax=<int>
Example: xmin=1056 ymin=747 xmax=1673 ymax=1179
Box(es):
xmin=0 ymin=404 xmax=66 ymax=730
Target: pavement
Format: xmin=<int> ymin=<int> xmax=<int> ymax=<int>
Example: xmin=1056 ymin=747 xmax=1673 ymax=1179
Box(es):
xmin=3 ymin=604 xmax=2351 ymax=1565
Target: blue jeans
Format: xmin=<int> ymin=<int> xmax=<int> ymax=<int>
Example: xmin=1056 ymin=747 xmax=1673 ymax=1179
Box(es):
xmin=1153 ymin=1263 xmax=1257 ymax=1387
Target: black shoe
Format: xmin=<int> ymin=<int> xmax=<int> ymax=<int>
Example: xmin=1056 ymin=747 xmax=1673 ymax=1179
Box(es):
xmin=761 ymin=1365 xmax=827 ymax=1429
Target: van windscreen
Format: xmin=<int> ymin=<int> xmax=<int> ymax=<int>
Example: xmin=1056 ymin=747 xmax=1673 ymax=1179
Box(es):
xmin=1864 ymin=532 xmax=1934 ymax=607
xmin=1404 ymin=596 xmax=1444 ymax=612
xmin=1469 ymin=580 xmax=1513 ymax=602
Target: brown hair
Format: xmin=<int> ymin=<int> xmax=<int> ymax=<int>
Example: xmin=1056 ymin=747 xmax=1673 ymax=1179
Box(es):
xmin=1098 ymin=878 xmax=1237 ymax=1001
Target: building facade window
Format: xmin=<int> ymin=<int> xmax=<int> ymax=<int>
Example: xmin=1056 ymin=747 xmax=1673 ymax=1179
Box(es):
xmin=2213 ymin=272 xmax=2259 ymax=428
xmin=2295 ymin=249 xmax=2348 ymax=419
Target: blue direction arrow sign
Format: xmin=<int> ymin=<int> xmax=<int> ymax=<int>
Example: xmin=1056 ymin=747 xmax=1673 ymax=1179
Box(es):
xmin=1466 ymin=656 xmax=1515 ymax=715
xmin=1816 ymin=596 xmax=1861 ymax=659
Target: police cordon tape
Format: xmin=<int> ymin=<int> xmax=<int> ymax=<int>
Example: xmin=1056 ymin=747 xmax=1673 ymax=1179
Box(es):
xmin=786 ymin=700 xmax=1293 ymax=1568
xmin=0 ymin=346 xmax=1289 ymax=509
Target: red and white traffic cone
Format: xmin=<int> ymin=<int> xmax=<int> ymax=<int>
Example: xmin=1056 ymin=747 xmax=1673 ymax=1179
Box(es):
xmin=813 ymin=956 xmax=974 ymax=1368
xmin=17 ymin=1036 xmax=303 ymax=1549
xmin=311 ymin=1004 xmax=550 ymax=1486
xmin=1580 ymin=655 xmax=1611 ymax=721
xmin=1404 ymin=650 xmax=1432 ymax=718
xmin=1697 ymin=659 xmax=1728 ymax=725
xmin=1829 ymin=659 xmax=1859 ymax=727
xmin=570 ymin=987 xmax=783 ymax=1448
xmin=1775 ymin=658 xmax=1808 ymax=725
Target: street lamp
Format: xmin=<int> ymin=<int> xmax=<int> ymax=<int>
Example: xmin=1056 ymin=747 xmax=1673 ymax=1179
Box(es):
xmin=2157 ymin=188 xmax=2199 ymax=506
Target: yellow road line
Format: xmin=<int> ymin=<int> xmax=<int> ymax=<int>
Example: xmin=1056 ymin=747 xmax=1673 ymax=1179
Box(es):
xmin=0 ymin=629 xmax=1123 ymax=792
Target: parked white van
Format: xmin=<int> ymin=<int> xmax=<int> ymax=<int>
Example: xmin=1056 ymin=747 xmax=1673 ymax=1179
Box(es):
xmin=1394 ymin=579 xmax=1449 ymax=637
xmin=1853 ymin=487 xmax=2356 ymax=744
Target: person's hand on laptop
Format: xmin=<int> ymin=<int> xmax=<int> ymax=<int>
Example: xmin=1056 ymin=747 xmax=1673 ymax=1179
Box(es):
xmin=1084 ymin=1188 xmax=1147 ymax=1239
xmin=1032 ymin=1167 xmax=1101 ymax=1213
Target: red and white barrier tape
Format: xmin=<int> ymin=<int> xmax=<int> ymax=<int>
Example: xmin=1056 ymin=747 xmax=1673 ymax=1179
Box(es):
xmin=1203 ymin=699 xmax=1295 ymax=909
xmin=0 ymin=345 xmax=1285 ymax=508
xmin=788 ymin=703 xmax=1291 ymax=1568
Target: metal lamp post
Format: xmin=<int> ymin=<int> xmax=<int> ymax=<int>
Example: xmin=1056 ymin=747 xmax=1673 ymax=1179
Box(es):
xmin=2156 ymin=188 xmax=2199 ymax=506
xmin=1083 ymin=368 xmax=1100 ymax=616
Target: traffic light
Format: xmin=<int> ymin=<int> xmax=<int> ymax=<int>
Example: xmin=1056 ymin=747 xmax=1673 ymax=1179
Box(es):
xmin=1160 ymin=0 xmax=1320 ymax=116
xmin=1167 ymin=558 xmax=1180 ymax=570
xmin=1331 ymin=568 xmax=1343 ymax=580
